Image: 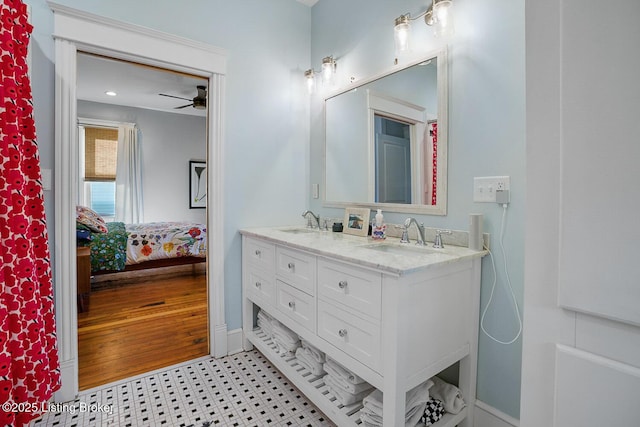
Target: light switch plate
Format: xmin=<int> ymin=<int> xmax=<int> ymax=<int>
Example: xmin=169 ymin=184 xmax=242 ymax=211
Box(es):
xmin=312 ymin=183 xmax=319 ymax=199
xmin=473 ymin=176 xmax=510 ymax=202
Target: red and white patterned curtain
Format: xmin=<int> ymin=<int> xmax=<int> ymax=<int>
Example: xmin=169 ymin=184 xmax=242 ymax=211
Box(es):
xmin=1 ymin=0 xmax=61 ymax=425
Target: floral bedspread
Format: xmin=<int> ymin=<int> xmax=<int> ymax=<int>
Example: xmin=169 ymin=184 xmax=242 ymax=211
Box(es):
xmin=125 ymin=222 xmax=207 ymax=265
xmin=90 ymin=222 xmax=128 ymax=272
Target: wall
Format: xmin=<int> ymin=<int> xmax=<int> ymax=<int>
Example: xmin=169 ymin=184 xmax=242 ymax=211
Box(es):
xmin=78 ymin=101 xmax=206 ymax=224
xmin=310 ymin=0 xmax=525 ymax=419
xmin=25 ymin=0 xmax=311 ymax=332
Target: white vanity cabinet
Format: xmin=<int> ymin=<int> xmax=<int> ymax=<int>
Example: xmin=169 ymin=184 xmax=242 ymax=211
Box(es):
xmin=241 ymin=228 xmax=483 ymax=427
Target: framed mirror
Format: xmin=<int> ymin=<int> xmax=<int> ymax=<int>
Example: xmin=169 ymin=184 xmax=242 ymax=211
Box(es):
xmin=323 ymin=48 xmax=448 ymax=215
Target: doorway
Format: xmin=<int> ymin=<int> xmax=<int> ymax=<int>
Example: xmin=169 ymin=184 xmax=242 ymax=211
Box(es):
xmin=51 ymin=4 xmax=227 ymax=401
xmin=74 ymin=55 xmax=210 ymax=389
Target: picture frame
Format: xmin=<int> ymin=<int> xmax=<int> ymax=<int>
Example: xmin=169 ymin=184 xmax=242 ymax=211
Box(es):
xmin=189 ymin=160 xmax=207 ymax=209
xmin=343 ymin=207 xmax=370 ymax=236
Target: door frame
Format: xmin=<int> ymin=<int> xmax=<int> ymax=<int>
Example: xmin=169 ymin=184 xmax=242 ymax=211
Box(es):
xmin=49 ymin=2 xmax=227 ymax=401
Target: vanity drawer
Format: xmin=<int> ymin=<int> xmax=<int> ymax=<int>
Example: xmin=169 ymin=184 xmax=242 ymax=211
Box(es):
xmin=246 ymin=267 xmax=276 ymax=307
xmin=276 ymin=247 xmax=316 ymax=296
xmin=318 ymin=259 xmax=382 ymax=320
xmin=245 ymin=237 xmax=275 ymax=273
xmin=318 ymin=300 xmax=381 ymax=372
xmin=276 ymin=280 xmax=316 ymax=333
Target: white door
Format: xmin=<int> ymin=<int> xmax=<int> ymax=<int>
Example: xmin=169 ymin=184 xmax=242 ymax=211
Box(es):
xmin=522 ymin=1 xmax=640 ymax=426
xmin=375 ymin=132 xmax=411 ymax=204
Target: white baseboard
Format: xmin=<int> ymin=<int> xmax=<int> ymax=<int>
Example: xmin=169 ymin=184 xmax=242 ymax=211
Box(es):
xmin=474 ymin=400 xmax=519 ymax=427
xmin=226 ymin=328 xmax=244 ymax=355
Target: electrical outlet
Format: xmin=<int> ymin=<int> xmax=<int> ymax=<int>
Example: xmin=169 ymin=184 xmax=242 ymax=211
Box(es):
xmin=473 ymin=176 xmax=510 ymax=202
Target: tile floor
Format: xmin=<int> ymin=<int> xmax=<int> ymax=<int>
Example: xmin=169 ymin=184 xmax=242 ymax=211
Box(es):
xmin=30 ymin=350 xmax=335 ymax=427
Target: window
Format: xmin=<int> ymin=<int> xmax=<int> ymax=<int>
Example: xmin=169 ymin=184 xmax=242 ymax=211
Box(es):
xmin=81 ymin=126 xmax=118 ymax=220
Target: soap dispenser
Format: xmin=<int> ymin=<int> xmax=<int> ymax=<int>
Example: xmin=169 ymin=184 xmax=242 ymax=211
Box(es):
xmin=372 ymin=209 xmax=386 ymax=240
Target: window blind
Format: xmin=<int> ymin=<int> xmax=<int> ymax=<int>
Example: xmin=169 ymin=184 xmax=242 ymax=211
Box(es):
xmin=84 ymin=127 xmax=118 ymax=181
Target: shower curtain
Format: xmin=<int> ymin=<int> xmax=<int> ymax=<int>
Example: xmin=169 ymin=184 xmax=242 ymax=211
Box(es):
xmin=1 ymin=0 xmax=61 ymax=425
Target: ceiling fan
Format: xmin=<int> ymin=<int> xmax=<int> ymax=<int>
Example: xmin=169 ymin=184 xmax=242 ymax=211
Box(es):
xmin=159 ymin=85 xmax=207 ymax=110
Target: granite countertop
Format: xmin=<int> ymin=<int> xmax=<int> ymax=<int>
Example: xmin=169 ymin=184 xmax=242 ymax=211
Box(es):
xmin=240 ymin=226 xmax=486 ymax=276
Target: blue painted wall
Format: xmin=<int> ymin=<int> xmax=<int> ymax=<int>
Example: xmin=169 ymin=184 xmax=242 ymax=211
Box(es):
xmin=309 ymin=0 xmax=525 ymax=419
xmin=25 ymin=0 xmax=311 ymax=336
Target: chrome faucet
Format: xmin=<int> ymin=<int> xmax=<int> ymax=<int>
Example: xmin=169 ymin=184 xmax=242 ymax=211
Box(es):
xmin=302 ymin=210 xmax=321 ymax=229
xmin=404 ymin=217 xmax=426 ymax=246
xmin=433 ymin=229 xmax=452 ymax=248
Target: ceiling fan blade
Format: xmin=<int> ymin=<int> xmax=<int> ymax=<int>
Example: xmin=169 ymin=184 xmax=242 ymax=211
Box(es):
xmin=174 ymin=103 xmax=193 ymax=109
xmin=159 ymin=93 xmax=191 ymax=101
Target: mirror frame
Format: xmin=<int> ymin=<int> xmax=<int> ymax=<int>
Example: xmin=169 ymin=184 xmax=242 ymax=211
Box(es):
xmin=323 ymin=47 xmax=448 ymax=215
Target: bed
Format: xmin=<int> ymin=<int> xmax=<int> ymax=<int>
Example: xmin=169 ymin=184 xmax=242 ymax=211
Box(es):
xmin=87 ymin=221 xmax=207 ymax=274
xmin=76 ymin=206 xmax=206 ymax=275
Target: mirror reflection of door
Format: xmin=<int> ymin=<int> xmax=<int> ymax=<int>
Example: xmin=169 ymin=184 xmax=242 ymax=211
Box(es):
xmin=375 ymin=115 xmax=411 ymax=203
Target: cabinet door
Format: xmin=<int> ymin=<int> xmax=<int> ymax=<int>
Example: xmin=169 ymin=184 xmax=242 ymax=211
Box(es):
xmin=245 ymin=237 xmax=275 ymax=273
xmin=318 ymin=259 xmax=381 ymax=320
xmin=317 ymin=300 xmax=380 ymax=372
xmin=246 ymin=267 xmax=276 ymax=308
xmin=276 ymin=247 xmax=316 ymax=296
xmin=276 ymin=280 xmax=316 ymax=333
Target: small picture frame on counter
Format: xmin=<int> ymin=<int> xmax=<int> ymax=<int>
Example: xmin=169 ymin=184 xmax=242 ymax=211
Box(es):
xmin=343 ymin=207 xmax=370 ymax=237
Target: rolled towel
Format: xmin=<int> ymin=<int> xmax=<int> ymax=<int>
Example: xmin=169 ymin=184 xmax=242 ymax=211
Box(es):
xmin=300 ymin=338 xmax=325 ymax=364
xmin=421 ymin=398 xmax=445 ymax=426
xmin=324 ymin=356 xmax=367 ymax=385
xmin=429 ymin=376 xmax=466 ymax=415
xmin=324 ymin=375 xmax=373 ymax=406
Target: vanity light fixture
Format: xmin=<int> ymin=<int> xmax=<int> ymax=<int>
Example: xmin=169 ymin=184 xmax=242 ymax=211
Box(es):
xmin=304 ymin=69 xmax=316 ymax=94
xmin=393 ymin=0 xmax=454 ymax=52
xmin=304 ymin=56 xmax=337 ymax=94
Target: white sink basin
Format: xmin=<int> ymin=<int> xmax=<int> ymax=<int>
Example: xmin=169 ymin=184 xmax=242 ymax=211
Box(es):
xmin=362 ymin=243 xmax=443 ymax=256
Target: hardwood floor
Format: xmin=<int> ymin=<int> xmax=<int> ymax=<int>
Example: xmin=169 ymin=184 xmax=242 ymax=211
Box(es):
xmin=78 ymin=271 xmax=208 ymax=390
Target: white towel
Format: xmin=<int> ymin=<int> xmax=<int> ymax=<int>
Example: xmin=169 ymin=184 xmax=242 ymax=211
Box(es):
xmin=360 ymin=380 xmax=434 ymax=427
xmin=273 ymin=323 xmax=298 ymax=345
xmin=324 ymin=365 xmax=374 ymax=395
xmin=324 ymin=356 xmax=367 ymax=385
xmin=324 ymin=375 xmax=373 ymax=406
xmin=295 ymin=347 xmax=324 ymax=376
xmin=405 ymin=379 xmax=433 ymax=413
xmin=300 ymin=338 xmax=325 ymax=364
xmin=429 ymin=376 xmax=466 ymax=414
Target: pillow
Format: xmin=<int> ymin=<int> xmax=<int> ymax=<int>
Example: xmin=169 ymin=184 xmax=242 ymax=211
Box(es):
xmin=76 ymin=205 xmax=108 ymax=233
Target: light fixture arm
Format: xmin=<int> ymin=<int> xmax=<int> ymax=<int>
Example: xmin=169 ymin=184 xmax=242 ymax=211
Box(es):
xmin=396 ymin=0 xmax=452 ymax=27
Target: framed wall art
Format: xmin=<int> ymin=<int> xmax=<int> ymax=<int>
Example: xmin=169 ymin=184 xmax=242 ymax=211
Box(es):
xmin=189 ymin=160 xmax=207 ymax=209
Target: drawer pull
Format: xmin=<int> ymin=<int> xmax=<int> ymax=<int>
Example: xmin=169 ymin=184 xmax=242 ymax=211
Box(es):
xmin=338 ymin=328 xmax=348 ymax=338
xmin=338 ymin=280 xmax=348 ymax=289
xmin=255 ymin=249 xmax=261 ymax=256
xmin=255 ymin=281 xmax=261 ymax=288
xmin=288 ymin=301 xmax=296 ymax=309
xmin=287 ymin=262 xmax=295 ymax=270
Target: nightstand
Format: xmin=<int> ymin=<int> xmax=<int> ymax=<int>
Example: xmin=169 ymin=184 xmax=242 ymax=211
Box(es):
xmin=77 ymin=246 xmax=91 ymax=313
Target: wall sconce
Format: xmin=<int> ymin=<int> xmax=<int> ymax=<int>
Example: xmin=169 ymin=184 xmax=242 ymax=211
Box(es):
xmin=394 ymin=0 xmax=454 ymax=53
xmin=305 ymin=56 xmax=337 ymax=94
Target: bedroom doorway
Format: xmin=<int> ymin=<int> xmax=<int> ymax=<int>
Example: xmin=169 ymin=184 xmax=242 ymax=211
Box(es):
xmin=75 ymin=55 xmax=211 ymax=389
xmin=51 ymin=4 xmax=227 ymax=401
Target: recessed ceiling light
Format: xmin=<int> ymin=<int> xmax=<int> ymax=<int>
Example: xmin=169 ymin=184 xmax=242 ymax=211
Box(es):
xmin=105 ymin=91 xmax=117 ymax=96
